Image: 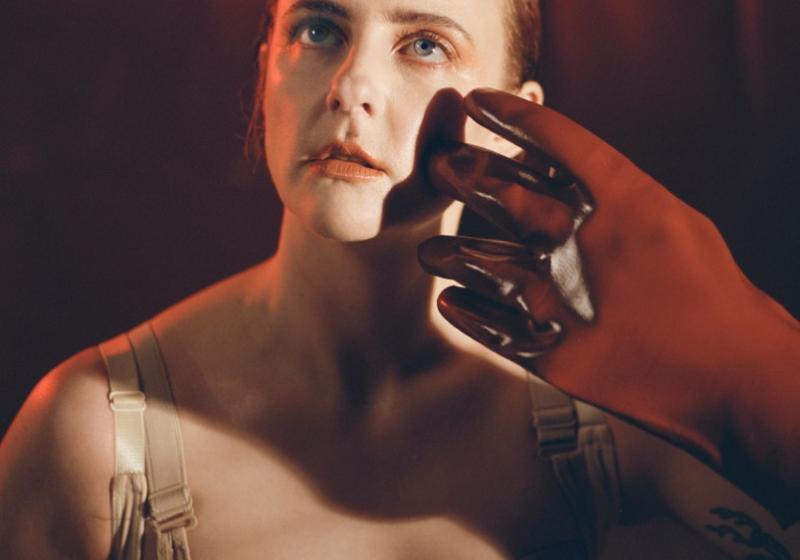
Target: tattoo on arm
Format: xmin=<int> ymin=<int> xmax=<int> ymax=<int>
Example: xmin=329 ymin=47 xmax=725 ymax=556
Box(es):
xmin=704 ymin=507 xmax=792 ymax=560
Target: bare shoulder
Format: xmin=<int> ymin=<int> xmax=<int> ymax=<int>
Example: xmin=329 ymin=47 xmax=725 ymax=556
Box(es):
xmin=0 ymin=346 xmax=114 ymax=559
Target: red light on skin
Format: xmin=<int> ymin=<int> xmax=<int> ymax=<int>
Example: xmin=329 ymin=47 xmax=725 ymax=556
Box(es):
xmin=29 ymin=374 xmax=58 ymax=406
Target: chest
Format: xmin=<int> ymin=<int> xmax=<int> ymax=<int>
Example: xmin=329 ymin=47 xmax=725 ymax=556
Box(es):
xmin=174 ymin=386 xmax=580 ymax=559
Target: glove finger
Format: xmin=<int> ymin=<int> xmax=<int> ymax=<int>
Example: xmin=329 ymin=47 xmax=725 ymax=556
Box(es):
xmin=427 ymin=141 xmax=583 ymax=243
xmin=418 ymin=235 xmax=561 ymax=321
xmin=464 ymin=88 xmax=644 ymax=207
xmin=436 ymin=286 xmax=562 ymax=369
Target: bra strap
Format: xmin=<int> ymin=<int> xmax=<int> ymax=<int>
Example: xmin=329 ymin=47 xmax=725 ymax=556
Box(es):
xmin=529 ymin=375 xmax=622 ymax=558
xmin=129 ymin=322 xmax=197 ymax=558
xmin=100 ymin=333 xmax=149 ymax=559
xmin=100 ymin=334 xmax=148 ymax=475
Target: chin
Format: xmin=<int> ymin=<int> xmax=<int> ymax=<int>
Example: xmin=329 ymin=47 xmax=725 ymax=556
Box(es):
xmin=284 ymin=176 xmax=451 ymax=243
xmin=298 ymin=189 xmax=388 ymax=242
xmin=309 ymin=214 xmax=384 ymax=242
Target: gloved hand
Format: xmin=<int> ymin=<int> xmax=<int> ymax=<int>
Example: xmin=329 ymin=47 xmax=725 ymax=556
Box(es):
xmin=418 ymin=88 xmax=800 ymax=524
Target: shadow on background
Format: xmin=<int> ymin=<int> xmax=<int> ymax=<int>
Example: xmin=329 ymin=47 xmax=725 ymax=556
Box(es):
xmin=2 ymin=0 xmax=798 ymax=441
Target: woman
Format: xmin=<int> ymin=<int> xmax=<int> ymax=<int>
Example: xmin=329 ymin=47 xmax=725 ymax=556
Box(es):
xmin=1 ymin=0 xmax=797 ymax=558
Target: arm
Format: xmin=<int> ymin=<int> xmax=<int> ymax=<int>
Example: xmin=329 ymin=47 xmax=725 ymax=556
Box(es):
xmin=0 ymin=348 xmax=114 ymax=559
xmin=608 ymin=415 xmax=800 ymax=559
xmin=417 ymin=87 xmax=800 ymax=526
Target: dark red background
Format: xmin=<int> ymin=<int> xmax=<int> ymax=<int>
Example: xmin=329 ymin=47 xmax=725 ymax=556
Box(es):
xmin=2 ymin=0 xmax=798 ymax=439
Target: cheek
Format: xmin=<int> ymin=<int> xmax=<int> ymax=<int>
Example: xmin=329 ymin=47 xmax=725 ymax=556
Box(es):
xmin=383 ymin=71 xmax=484 ymax=177
xmin=385 ymin=104 xmax=426 ymax=178
xmin=262 ymin=94 xmax=298 ymax=186
xmin=261 ymin=62 xmax=316 ymax=188
xmin=389 ymin=64 xmax=506 ymax=159
xmin=464 ymin=117 xmax=497 ymax=148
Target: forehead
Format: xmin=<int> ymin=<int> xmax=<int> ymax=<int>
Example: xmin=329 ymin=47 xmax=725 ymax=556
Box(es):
xmin=274 ymin=0 xmax=508 ymax=37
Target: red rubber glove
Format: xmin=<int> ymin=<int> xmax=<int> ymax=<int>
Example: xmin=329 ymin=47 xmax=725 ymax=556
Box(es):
xmin=418 ymin=88 xmax=800 ymax=525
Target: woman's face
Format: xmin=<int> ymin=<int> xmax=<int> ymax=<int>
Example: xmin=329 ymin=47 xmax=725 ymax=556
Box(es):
xmin=262 ymin=0 xmax=517 ymax=241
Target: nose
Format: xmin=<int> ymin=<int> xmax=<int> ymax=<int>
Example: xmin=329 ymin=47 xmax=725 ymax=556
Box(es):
xmin=325 ymin=48 xmax=385 ymax=118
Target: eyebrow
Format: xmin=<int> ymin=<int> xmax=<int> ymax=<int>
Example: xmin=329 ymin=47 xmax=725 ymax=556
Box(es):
xmin=287 ymin=0 xmax=349 ymax=19
xmin=387 ymin=9 xmax=474 ymax=45
xmin=285 ymin=0 xmax=474 ymax=45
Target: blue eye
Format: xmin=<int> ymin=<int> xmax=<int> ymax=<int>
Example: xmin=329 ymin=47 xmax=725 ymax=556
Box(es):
xmin=405 ymin=36 xmax=449 ymax=63
xmin=306 ymin=24 xmax=329 ymax=43
xmin=414 ymin=39 xmax=436 ymax=56
xmin=295 ymin=22 xmax=341 ymax=47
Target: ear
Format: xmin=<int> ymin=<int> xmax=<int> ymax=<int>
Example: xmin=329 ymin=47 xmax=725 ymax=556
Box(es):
xmin=482 ymin=80 xmax=544 ymax=159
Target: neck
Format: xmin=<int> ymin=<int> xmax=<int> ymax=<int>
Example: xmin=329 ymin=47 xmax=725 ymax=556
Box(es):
xmin=255 ymin=205 xmax=465 ymax=401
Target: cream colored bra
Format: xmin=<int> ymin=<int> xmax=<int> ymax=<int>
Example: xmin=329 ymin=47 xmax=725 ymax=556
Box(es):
xmin=99 ymin=322 xmax=621 ymax=560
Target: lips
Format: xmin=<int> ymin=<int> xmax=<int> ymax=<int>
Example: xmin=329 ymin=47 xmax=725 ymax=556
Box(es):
xmin=309 ymin=159 xmax=385 ymax=180
xmin=306 ymin=140 xmax=386 ymax=181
